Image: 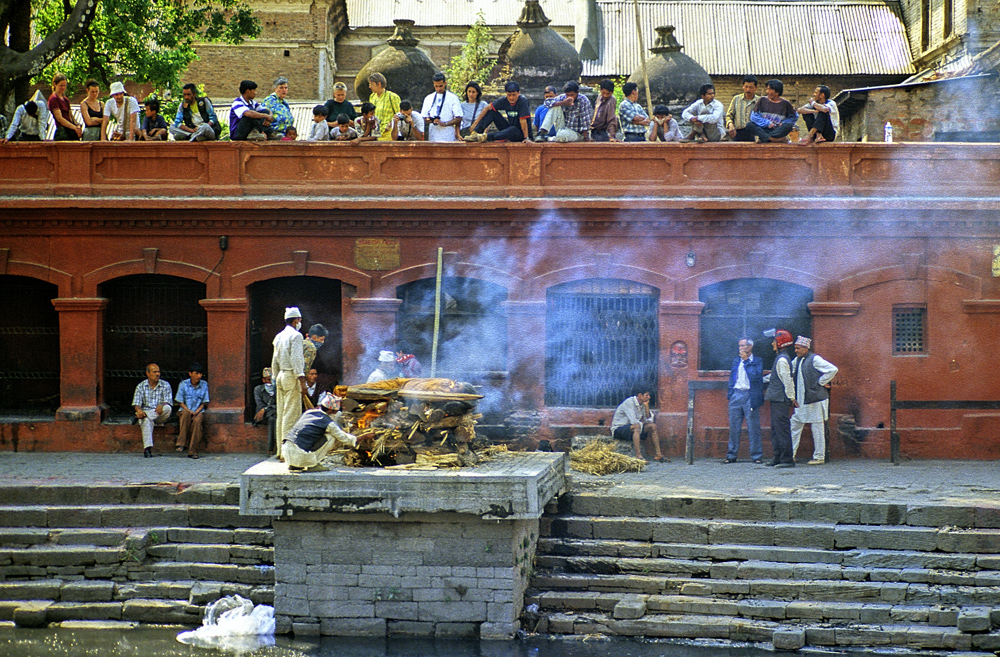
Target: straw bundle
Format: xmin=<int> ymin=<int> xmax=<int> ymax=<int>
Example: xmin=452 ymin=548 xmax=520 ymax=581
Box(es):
xmin=569 ymin=439 xmax=647 ymax=475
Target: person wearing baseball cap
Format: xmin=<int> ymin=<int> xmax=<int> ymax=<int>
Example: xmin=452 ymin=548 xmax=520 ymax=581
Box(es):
xmin=763 ymin=328 xmax=796 ymax=467
xmin=283 ymin=392 xmax=357 ymax=472
xmin=790 ymin=336 xmax=838 ymax=465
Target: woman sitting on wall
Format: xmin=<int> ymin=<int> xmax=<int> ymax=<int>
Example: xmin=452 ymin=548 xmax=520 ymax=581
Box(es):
xmin=262 ymin=77 xmax=295 ymax=138
xmin=459 ymin=81 xmax=485 ymax=139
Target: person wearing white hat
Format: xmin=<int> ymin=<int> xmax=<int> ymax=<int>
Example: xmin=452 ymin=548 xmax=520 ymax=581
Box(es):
xmin=366 ymin=350 xmax=397 ymax=384
xmin=271 ymin=307 xmax=307 ymax=460
xmin=283 ymin=392 xmax=356 ymax=472
xmin=790 ymin=336 xmax=838 ymax=465
xmin=101 ymin=81 xmax=141 ymax=141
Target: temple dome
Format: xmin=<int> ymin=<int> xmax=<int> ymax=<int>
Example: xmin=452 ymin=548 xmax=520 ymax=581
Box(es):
xmin=627 ymin=26 xmax=712 ymax=109
xmin=355 ymin=20 xmax=439 ymax=104
xmin=501 ymin=0 xmax=582 ymax=93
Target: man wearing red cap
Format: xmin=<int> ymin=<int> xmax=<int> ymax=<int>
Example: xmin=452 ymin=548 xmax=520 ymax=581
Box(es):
xmin=791 ymin=336 xmax=838 ymax=464
xmin=763 ymin=329 xmax=796 ymax=467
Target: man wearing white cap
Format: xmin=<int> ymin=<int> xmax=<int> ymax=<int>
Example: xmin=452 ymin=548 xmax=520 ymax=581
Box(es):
xmin=283 ymin=392 xmax=356 ymax=472
xmin=366 ymin=350 xmax=397 ymax=384
xmin=271 ymin=307 xmax=307 ymax=460
xmin=101 ymin=81 xmax=140 ymax=141
xmin=790 ymin=336 xmax=838 ymax=465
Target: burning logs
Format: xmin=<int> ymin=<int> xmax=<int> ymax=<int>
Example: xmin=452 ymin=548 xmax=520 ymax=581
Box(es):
xmin=333 ymin=378 xmax=486 ymax=468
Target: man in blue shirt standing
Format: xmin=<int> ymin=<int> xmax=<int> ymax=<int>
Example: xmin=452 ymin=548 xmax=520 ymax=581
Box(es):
xmin=175 ymin=362 xmax=210 ymax=459
xmin=724 ymin=337 xmax=764 ymax=463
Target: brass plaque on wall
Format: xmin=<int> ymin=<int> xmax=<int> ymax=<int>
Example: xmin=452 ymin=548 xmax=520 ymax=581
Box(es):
xmin=355 ymin=238 xmax=400 ymax=271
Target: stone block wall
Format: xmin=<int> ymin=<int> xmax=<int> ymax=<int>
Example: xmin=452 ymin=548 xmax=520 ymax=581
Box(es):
xmin=272 ymin=515 xmax=538 ymax=639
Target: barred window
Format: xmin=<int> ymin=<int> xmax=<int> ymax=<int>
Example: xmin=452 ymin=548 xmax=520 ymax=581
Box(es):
xmin=893 ymin=305 xmax=926 ymax=354
xmin=0 ymin=275 xmax=60 ymax=414
xmin=698 ymin=278 xmax=813 ymax=371
xmin=546 ymin=279 xmax=659 ymax=408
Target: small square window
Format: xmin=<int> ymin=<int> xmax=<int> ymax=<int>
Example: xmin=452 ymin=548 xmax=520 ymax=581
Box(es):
xmin=893 ymin=306 xmax=926 ymax=354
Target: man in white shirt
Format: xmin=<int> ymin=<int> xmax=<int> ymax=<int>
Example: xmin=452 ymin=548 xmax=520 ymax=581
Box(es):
xmin=681 ymin=83 xmax=725 ymax=142
xmin=421 ymin=72 xmax=462 ymax=142
xmin=797 ymin=85 xmax=839 ymax=144
xmin=391 ymin=100 xmax=425 ymax=141
xmin=366 ymin=350 xmax=397 ymax=384
xmin=610 ymin=388 xmax=666 ymax=462
xmin=271 ymin=307 xmax=307 ymax=460
xmin=101 ymin=81 xmax=140 ymax=141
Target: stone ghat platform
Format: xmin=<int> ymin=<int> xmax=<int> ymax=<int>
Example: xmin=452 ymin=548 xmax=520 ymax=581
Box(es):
xmin=3 ymin=141 xmax=1000 ymax=206
xmin=240 ymin=452 xmax=567 ymax=640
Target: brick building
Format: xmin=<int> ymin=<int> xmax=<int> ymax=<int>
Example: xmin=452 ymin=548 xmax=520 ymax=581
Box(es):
xmin=2 ymin=141 xmax=1000 ymax=461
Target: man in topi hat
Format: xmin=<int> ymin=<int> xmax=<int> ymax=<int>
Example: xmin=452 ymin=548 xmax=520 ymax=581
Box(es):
xmin=763 ymin=329 xmax=796 ymax=467
xmin=366 ymin=350 xmax=397 ymax=384
xmin=283 ymin=392 xmax=356 ymax=472
xmin=790 ymin=336 xmax=838 ymax=464
xmin=271 ymin=307 xmax=307 ymax=460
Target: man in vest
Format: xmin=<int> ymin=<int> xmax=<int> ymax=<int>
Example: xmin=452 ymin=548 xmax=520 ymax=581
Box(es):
xmin=762 ymin=329 xmax=796 ymax=468
xmin=790 ymin=336 xmax=839 ymax=464
xmin=272 ymin=306 xmax=307 ymax=460
xmin=283 ymin=392 xmax=356 ymax=472
xmin=723 ymin=336 xmax=764 ymax=464
xmin=169 ymin=83 xmax=221 ymax=141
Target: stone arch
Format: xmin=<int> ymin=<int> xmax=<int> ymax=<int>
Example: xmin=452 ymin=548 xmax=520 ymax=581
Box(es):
xmin=0 ymin=254 xmax=73 ymax=298
xmin=377 ymin=256 xmax=520 ymax=298
xmin=82 ymin=257 xmax=220 ymax=297
xmin=837 ymin=264 xmax=981 ymax=300
xmin=531 ymin=259 xmax=675 ymax=300
xmin=232 ymin=261 xmax=372 ymax=298
xmin=682 ymin=264 xmax=827 ymax=301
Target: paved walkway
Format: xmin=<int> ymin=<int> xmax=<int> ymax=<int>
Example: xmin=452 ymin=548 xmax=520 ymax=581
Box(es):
xmin=1 ymin=452 xmax=997 ymax=508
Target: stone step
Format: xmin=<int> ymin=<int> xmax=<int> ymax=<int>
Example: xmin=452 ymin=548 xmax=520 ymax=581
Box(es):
xmin=535 ymin=553 xmax=1000 ymax=587
xmin=0 ymin=599 xmax=204 ymax=626
xmin=529 ymin=572 xmax=1000 ymax=606
xmin=545 ymin=515 xmax=1000 ymax=554
xmin=537 ymin=537 xmax=1000 ymax=573
xmin=127 ymin=561 xmax=275 ymax=586
xmin=145 ymin=542 xmax=273 ymax=565
xmin=0 ymin=483 xmax=238 ymax=507
xmin=0 ymin=527 xmax=133 ymax=548
xmin=533 ymin=609 xmax=1000 ymax=651
xmin=1 ymin=545 xmax=125 ymax=568
xmin=528 ymin=590 xmax=999 ymax=629
xmin=0 ymin=505 xmax=272 ymax=529
xmin=0 ymin=577 xmax=272 ymax=606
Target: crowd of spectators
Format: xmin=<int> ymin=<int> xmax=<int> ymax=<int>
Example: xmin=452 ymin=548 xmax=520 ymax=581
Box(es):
xmin=2 ymin=71 xmax=840 ymax=145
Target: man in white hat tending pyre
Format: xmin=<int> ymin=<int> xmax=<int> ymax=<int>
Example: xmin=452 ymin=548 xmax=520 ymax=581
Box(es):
xmin=366 ymin=350 xmax=397 ymax=384
xmin=283 ymin=392 xmax=356 ymax=472
xmin=271 ymin=307 xmax=307 ymax=460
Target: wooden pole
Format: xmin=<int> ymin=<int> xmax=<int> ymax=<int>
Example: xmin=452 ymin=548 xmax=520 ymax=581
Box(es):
xmin=430 ymin=247 xmax=443 ymax=377
xmin=632 ymin=0 xmax=654 ymax=117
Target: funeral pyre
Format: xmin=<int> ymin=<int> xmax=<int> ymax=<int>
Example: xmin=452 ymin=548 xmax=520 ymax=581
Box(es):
xmin=332 ymin=377 xmax=494 ymax=469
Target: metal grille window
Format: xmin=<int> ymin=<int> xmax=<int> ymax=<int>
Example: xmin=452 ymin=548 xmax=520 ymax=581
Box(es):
xmin=0 ymin=276 xmax=60 ymax=414
xmin=699 ymin=278 xmax=813 ymax=371
xmin=396 ymin=277 xmax=508 ymax=378
xmin=546 ymin=279 xmax=658 ymax=408
xmin=101 ymin=275 xmax=207 ymax=415
xmin=893 ymin=306 xmax=926 ymax=354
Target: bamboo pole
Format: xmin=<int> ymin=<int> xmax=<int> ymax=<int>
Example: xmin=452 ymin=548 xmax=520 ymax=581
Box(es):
xmin=632 ymin=0 xmax=654 ymax=117
xmin=430 ymin=247 xmax=443 ymax=377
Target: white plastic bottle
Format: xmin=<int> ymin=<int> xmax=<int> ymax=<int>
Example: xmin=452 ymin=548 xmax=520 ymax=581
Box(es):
xmin=884 ymin=122 xmax=893 ymax=143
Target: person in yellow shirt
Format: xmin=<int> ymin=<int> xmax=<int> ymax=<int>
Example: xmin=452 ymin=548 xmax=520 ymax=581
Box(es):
xmin=367 ymin=73 xmax=400 ymax=142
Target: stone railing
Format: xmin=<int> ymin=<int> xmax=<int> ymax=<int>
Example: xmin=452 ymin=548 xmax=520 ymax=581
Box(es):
xmin=2 ymin=142 xmax=999 ymax=201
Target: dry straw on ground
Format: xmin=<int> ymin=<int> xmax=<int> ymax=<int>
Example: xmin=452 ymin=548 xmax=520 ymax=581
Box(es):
xmin=569 ymin=439 xmax=647 ymax=475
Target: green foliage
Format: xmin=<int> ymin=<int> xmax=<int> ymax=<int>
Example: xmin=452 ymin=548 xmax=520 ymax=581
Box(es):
xmin=444 ymin=12 xmax=494 ymax=95
xmin=612 ymin=76 xmax=629 ymax=106
xmin=31 ymin=0 xmax=260 ymax=94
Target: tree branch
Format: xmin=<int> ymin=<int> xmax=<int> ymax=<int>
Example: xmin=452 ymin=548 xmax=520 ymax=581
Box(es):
xmin=0 ymin=0 xmax=98 ymax=85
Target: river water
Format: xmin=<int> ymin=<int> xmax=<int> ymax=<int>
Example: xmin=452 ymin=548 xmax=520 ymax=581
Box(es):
xmin=0 ymin=626 xmax=905 ymax=657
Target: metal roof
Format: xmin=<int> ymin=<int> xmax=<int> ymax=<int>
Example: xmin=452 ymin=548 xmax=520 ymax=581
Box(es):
xmin=583 ymin=1 xmax=915 ymax=77
xmin=345 ymin=0 xmax=576 ymax=29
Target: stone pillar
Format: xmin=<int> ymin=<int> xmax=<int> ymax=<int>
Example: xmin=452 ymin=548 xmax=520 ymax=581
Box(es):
xmin=504 ymin=301 xmax=546 ymax=410
xmin=52 ymin=298 xmax=108 ymax=422
xmin=199 ymin=298 xmax=249 ymax=425
xmin=345 ymin=298 xmax=401 ymax=384
xmin=658 ymin=301 xmax=705 ymax=457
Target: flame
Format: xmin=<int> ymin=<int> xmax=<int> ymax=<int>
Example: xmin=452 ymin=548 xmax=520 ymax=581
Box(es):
xmin=357 ymin=408 xmax=383 ymax=429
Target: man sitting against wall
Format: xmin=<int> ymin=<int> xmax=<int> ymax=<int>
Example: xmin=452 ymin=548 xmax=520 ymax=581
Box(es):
xmin=132 ymin=363 xmax=173 ymax=458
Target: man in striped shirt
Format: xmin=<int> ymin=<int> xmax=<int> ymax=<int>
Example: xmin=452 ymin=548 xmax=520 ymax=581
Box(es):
xmin=726 ymin=76 xmax=760 ymax=142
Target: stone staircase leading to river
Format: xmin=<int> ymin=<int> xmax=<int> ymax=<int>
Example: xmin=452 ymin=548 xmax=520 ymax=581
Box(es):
xmin=0 ymin=483 xmax=273 ymax=627
xmin=527 ymin=491 xmax=1000 ymax=653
